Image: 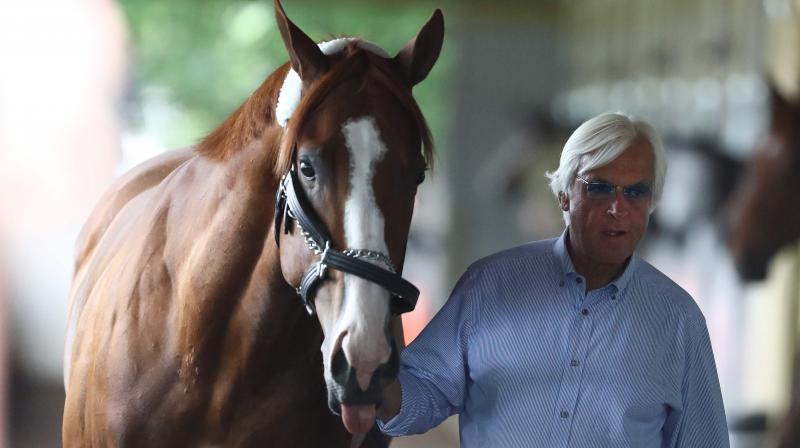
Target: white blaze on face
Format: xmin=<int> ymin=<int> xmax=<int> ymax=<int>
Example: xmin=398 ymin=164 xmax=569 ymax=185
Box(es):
xmin=336 ymin=116 xmax=392 ymax=391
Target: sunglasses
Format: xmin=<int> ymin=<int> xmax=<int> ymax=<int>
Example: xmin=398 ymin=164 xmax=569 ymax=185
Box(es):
xmin=575 ymin=175 xmax=653 ymax=201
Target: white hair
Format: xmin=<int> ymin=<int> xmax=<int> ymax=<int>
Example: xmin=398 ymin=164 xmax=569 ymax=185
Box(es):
xmin=545 ymin=112 xmax=667 ymax=224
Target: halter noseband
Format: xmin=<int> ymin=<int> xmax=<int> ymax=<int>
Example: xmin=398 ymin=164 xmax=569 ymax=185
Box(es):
xmin=274 ymin=165 xmax=419 ymax=316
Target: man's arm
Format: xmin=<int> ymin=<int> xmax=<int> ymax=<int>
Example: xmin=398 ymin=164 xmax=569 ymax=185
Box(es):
xmin=662 ymin=316 xmax=729 ymax=447
xmin=377 ymin=266 xmax=482 ymax=436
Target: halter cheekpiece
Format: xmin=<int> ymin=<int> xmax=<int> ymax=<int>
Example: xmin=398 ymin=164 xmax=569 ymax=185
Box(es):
xmin=274 ymin=166 xmax=419 ymax=316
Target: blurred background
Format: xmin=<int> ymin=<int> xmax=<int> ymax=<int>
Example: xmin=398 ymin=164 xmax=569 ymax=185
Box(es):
xmin=1 ymin=0 xmax=799 ymax=446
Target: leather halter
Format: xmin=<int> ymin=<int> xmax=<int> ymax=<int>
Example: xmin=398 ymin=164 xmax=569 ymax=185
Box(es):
xmin=274 ymin=165 xmax=419 ymax=316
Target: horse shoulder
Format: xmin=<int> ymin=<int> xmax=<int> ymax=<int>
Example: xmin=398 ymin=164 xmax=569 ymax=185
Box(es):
xmin=72 ymin=148 xmax=194 ymax=276
xmin=64 ymin=150 xmax=204 ymax=446
xmin=64 ymin=148 xmax=193 ymax=389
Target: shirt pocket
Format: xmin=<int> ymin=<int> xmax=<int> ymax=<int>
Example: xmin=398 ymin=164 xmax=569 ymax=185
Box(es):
xmin=610 ymin=360 xmax=668 ymax=445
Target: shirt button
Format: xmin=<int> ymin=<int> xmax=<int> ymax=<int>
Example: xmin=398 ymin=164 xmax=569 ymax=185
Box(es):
xmin=560 ymin=411 xmax=570 ymax=419
xmin=570 ymin=359 xmax=580 ymax=367
xmin=581 ymin=309 xmax=589 ymax=316
xmin=611 ymin=295 xmax=617 ymax=300
xmin=559 ymin=280 xmax=565 ymax=287
xmin=576 ymin=278 xmax=583 ymax=284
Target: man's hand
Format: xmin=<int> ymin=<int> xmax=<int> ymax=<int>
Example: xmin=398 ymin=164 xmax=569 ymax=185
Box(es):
xmin=378 ymin=379 xmax=402 ymax=422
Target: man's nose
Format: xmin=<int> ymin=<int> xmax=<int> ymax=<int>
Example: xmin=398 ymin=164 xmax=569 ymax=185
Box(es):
xmin=607 ymin=190 xmax=630 ymax=218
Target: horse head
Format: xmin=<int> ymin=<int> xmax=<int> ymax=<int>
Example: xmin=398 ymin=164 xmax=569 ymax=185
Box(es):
xmin=271 ymin=0 xmax=443 ymax=434
xmin=728 ymin=83 xmax=800 ymax=280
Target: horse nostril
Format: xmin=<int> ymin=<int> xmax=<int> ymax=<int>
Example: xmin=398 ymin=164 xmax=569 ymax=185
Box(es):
xmin=332 ymin=344 xmax=376 ymax=392
xmin=330 ymin=346 xmax=351 ymax=387
xmin=331 ymin=338 xmax=397 ymax=382
xmin=328 ymin=341 xmax=400 ymax=410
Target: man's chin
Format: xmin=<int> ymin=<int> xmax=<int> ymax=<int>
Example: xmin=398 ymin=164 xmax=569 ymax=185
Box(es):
xmin=592 ymin=247 xmax=634 ymax=269
xmin=597 ymin=237 xmax=636 ymax=259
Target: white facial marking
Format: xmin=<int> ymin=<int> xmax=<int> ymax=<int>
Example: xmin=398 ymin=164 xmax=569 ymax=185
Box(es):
xmin=336 ymin=117 xmax=392 ymax=391
xmin=275 ymin=38 xmax=390 ymax=128
xmin=342 ymin=117 xmax=388 ymax=253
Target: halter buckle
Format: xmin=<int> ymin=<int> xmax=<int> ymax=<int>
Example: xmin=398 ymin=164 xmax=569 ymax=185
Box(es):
xmin=318 ymin=241 xmax=331 ymax=280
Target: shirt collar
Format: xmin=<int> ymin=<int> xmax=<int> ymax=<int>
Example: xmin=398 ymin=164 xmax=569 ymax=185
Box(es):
xmin=553 ymin=229 xmax=578 ymax=278
xmin=552 ymin=227 xmax=638 ymax=299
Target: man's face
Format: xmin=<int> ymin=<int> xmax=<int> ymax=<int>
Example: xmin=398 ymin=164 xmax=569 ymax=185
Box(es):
xmin=561 ymin=137 xmax=655 ymax=270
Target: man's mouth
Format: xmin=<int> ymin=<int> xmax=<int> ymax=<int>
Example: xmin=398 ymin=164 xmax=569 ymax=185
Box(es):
xmin=602 ymin=230 xmax=627 ymax=237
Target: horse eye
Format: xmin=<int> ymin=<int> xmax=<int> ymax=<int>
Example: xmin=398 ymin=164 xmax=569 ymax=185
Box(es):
xmin=299 ymin=161 xmax=316 ymax=179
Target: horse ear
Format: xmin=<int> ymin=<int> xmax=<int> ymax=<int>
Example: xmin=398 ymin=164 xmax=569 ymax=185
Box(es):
xmin=274 ymin=0 xmax=328 ymax=83
xmin=394 ymin=9 xmax=444 ymax=87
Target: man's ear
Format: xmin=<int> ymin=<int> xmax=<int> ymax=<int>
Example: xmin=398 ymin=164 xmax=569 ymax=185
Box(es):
xmin=559 ymin=192 xmax=570 ymax=211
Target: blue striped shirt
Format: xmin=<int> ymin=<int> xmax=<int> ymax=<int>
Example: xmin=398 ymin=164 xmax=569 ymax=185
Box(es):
xmin=379 ymin=231 xmax=729 ymax=447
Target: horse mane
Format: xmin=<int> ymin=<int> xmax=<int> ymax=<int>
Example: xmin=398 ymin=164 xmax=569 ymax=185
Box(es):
xmin=196 ymin=63 xmax=289 ymax=162
xmin=197 ymin=41 xmax=434 ymax=176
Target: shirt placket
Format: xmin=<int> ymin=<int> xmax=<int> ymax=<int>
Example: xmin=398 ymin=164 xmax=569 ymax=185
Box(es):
xmin=551 ymin=278 xmax=594 ymax=448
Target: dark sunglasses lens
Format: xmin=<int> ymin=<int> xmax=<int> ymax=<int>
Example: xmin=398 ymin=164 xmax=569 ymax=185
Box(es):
xmin=623 ymin=185 xmax=652 ymax=199
xmin=586 ymin=182 xmax=615 ymax=196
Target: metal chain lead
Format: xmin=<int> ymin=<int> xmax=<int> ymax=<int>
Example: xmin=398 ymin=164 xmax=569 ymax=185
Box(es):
xmin=299 ymin=226 xmax=325 ymax=254
xmin=282 ymin=175 xmax=326 ymax=255
xmin=281 ymin=175 xmax=397 ymax=274
xmin=296 ymin=222 xmax=394 ymax=272
xmin=342 ymin=249 xmax=396 ymax=273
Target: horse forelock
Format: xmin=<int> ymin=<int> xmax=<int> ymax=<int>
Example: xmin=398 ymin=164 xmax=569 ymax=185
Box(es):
xmin=197 ymin=39 xmax=434 ymax=190
xmin=275 ymin=38 xmax=390 ymax=128
xmin=275 ymin=44 xmax=434 ymax=177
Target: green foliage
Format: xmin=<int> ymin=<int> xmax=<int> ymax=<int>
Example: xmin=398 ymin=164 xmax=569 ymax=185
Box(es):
xmin=118 ymin=0 xmax=451 ymax=153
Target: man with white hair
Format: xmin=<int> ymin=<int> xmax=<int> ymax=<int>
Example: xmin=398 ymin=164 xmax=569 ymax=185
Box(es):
xmin=377 ymin=112 xmax=729 ymax=447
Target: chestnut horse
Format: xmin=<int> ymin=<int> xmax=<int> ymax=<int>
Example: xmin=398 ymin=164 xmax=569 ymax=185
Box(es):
xmin=727 ymin=84 xmax=800 ymax=447
xmin=62 ymin=2 xmax=444 ymax=447
xmin=728 ymin=85 xmax=800 ymax=281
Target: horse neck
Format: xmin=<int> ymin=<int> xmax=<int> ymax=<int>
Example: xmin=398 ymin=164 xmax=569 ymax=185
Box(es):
xmin=171 ymin=85 xmax=330 ymax=379
xmin=164 ymin=150 xmax=329 ymax=426
xmin=235 ymin=229 xmax=323 ymax=368
xmin=199 ymin=128 xmax=321 ymax=340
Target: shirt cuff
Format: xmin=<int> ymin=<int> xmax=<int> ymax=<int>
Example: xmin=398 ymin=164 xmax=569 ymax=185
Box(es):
xmin=376 ymin=370 xmax=427 ymax=436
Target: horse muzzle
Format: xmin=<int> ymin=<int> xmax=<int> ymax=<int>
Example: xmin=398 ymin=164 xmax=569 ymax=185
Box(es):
xmin=326 ymin=342 xmax=399 ymax=434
